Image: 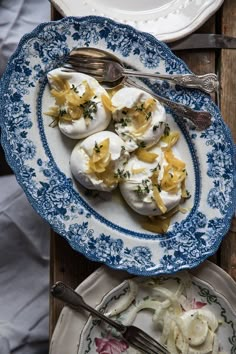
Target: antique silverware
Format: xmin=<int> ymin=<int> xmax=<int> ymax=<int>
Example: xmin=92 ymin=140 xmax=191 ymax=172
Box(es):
xmin=62 ymin=47 xmax=212 ymax=130
xmin=64 ymin=48 xmax=218 ymax=94
xmin=51 ymin=281 xmax=169 ymax=354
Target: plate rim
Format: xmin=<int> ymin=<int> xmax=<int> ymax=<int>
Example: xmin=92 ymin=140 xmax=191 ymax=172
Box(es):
xmin=50 ymin=0 xmax=224 ymax=42
xmin=49 ymin=260 xmax=236 ymax=354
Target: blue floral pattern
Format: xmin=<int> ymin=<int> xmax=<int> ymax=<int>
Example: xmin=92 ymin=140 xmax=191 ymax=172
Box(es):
xmin=0 ymin=16 xmax=235 ymax=275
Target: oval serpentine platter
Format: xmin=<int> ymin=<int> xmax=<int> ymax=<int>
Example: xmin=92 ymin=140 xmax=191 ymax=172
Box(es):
xmin=0 ymin=16 xmax=235 ymax=275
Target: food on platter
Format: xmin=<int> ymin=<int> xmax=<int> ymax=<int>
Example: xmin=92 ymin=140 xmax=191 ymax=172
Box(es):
xmin=46 ymin=68 xmax=111 ymax=139
xmin=46 ymin=72 xmax=190 ymax=232
xmin=105 ymin=276 xmax=221 ymax=354
xmin=111 ymin=87 xmax=167 ymax=152
xmin=119 ymin=145 xmax=186 ymax=217
xmin=70 ymin=131 xmax=129 ymax=192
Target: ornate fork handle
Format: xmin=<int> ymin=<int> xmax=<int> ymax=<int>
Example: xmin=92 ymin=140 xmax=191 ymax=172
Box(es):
xmin=124 ymin=70 xmax=218 ymax=94
xmin=51 ymin=281 xmax=125 ymax=332
xmin=161 ymin=73 xmax=219 ymax=93
xmin=125 ymin=79 xmax=211 ymax=130
xmin=160 ymin=96 xmax=211 ymax=130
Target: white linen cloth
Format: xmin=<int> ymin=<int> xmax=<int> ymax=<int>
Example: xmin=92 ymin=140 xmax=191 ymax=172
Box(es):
xmin=0 ymin=0 xmax=51 ymax=353
xmin=0 ymin=175 xmax=50 ymax=354
xmin=0 ymin=0 xmax=50 ymax=76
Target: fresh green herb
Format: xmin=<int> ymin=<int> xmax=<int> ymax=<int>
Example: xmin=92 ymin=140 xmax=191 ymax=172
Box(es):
xmin=120 ymin=117 xmax=131 ymax=127
xmin=142 ymin=179 xmax=150 ymax=193
xmin=71 ymin=84 xmax=79 ymax=93
xmin=151 ymin=163 xmax=161 ymax=173
xmin=138 ymin=141 xmax=147 ymax=148
xmin=153 ymin=124 xmax=159 ymax=131
xmin=185 ymin=190 xmax=191 ymax=199
xmin=94 ymin=141 xmax=103 ymax=153
xmin=80 ymin=100 xmax=97 ymax=120
xmin=114 ymin=168 xmax=131 ymax=179
xmin=164 ymin=123 xmax=170 ymax=136
xmin=135 ymin=179 xmax=150 ymax=197
xmin=146 ymin=111 xmax=152 ymax=120
xmin=135 ymin=185 xmax=144 ymax=196
xmin=59 ymin=108 xmax=67 ymax=116
xmin=135 ymin=103 xmax=144 ymax=111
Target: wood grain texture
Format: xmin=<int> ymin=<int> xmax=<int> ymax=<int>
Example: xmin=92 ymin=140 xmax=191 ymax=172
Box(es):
xmin=49 ymin=230 xmax=99 ymax=337
xmin=175 ymin=17 xmax=218 ymax=265
xmin=218 ymin=0 xmax=236 ymax=280
xmin=49 ymin=2 xmax=236 ymax=338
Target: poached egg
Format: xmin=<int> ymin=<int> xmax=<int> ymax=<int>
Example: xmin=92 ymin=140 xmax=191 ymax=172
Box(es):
xmin=111 ymin=87 xmax=167 ymax=152
xmin=70 ymin=131 xmax=129 ymax=192
xmin=119 ymin=146 xmax=183 ymax=216
xmin=47 ymin=68 xmax=111 ymax=139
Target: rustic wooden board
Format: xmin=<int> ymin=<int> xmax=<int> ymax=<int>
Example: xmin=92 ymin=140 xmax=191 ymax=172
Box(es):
xmin=49 ymin=230 xmax=99 ymax=337
xmin=218 ymin=0 xmax=236 ymax=280
xmin=49 ymin=3 xmax=236 ymax=338
xmin=175 ymin=17 xmax=218 ymax=264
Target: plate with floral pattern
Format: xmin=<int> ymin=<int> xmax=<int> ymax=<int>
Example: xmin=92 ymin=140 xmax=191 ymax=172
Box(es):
xmin=49 ymin=261 xmax=236 ymax=354
xmin=0 ymin=16 xmax=235 ymax=276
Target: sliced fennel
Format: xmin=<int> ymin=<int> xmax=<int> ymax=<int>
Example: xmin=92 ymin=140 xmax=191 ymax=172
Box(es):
xmin=105 ymin=275 xmax=220 ymax=354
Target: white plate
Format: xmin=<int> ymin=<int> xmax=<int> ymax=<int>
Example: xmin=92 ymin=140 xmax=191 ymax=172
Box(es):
xmin=0 ymin=16 xmax=235 ymax=276
xmin=51 ymin=0 xmax=224 ymax=42
xmin=49 ymin=261 xmax=236 ymax=354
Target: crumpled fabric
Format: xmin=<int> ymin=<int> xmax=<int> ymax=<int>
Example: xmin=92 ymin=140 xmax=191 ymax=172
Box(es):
xmin=0 ymin=175 xmax=50 ymax=354
xmin=0 ymin=1 xmax=54 ymax=353
xmin=0 ymin=0 xmax=50 ymax=76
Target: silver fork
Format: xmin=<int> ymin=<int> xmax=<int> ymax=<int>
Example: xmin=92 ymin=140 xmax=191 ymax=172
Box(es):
xmin=62 ymin=57 xmax=211 ymax=130
xmin=64 ymin=55 xmax=218 ymax=94
xmin=51 ymin=281 xmax=169 ymax=354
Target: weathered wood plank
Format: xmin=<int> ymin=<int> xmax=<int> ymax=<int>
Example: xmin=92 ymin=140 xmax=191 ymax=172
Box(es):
xmin=49 ymin=230 xmax=99 ymax=337
xmin=175 ymin=17 xmax=218 ymax=264
xmin=49 ymin=4 xmax=236 ymax=338
xmin=218 ymin=0 xmax=236 ymax=280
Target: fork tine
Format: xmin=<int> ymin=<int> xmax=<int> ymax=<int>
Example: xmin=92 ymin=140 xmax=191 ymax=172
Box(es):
xmin=63 ymin=62 xmax=103 ymax=72
xmin=69 ymin=55 xmax=107 ymax=62
xmin=133 ymin=336 xmax=167 ymax=354
xmin=63 ymin=64 xmax=104 ymax=76
xmin=61 ymin=67 xmax=104 ymax=80
xmin=129 ymin=337 xmax=159 ymax=354
xmin=66 ymin=60 xmax=105 ymax=70
xmin=69 ymin=54 xmax=111 ymax=63
xmin=135 ymin=328 xmax=168 ymax=353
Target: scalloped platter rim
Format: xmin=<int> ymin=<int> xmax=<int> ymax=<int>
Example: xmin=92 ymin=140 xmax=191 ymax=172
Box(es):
xmin=0 ymin=16 xmax=235 ymax=276
xmin=51 ymin=0 xmax=224 ymax=42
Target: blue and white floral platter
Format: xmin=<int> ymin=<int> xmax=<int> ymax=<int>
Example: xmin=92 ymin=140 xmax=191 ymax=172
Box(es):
xmin=0 ymin=16 xmax=235 ymax=276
